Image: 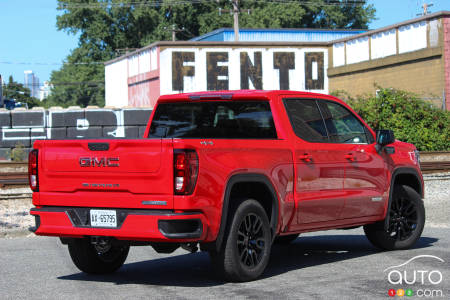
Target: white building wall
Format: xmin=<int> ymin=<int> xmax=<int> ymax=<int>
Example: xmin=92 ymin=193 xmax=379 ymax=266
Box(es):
xmin=150 ymin=47 xmax=158 ymax=70
xmin=346 ymin=36 xmax=369 ymax=64
xmin=371 ymin=29 xmax=396 ymax=59
xmin=159 ymin=47 xmax=328 ymax=95
xmin=333 ymin=42 xmax=345 ymax=67
xmin=139 ymin=50 xmax=151 ymax=74
xmin=398 ymin=21 xmax=427 ymax=54
xmin=105 ymin=59 xmax=128 ymax=107
xmin=128 ymin=54 xmax=139 ymax=77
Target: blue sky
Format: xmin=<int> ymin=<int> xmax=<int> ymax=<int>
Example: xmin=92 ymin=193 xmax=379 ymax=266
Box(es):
xmin=0 ymin=0 xmax=449 ymax=85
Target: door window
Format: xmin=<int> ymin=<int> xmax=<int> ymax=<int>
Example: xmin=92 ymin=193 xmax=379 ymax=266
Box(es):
xmin=283 ymin=99 xmax=328 ymax=143
xmin=318 ymin=101 xmax=370 ymax=144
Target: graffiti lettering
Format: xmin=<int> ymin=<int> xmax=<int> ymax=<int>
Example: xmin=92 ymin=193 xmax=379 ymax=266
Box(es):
xmin=240 ymin=51 xmax=262 ymax=89
xmin=207 ymin=52 xmax=229 ymax=91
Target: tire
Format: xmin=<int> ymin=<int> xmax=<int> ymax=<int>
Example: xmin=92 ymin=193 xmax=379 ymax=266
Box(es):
xmin=210 ymin=199 xmax=272 ymax=282
xmin=364 ymin=185 xmax=425 ymax=250
xmin=68 ymin=238 xmax=130 ymax=274
xmin=275 ymin=234 xmax=300 ymax=244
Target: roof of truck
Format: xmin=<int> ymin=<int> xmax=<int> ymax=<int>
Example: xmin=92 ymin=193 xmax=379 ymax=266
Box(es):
xmin=157 ymin=90 xmax=338 ymax=102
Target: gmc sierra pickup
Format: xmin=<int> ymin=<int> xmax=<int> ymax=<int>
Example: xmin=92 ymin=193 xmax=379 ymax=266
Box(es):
xmin=29 ymin=90 xmax=425 ymax=282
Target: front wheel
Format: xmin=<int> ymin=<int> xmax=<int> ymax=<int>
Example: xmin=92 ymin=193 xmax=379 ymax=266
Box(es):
xmin=364 ymin=185 xmax=425 ymax=250
xmin=68 ymin=237 xmax=130 ymax=274
xmin=210 ymin=199 xmax=272 ymax=282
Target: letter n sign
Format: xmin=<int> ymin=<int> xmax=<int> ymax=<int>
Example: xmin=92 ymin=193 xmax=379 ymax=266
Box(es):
xmin=305 ymin=52 xmax=324 ymax=90
xmin=172 ymin=52 xmax=195 ymax=92
xmin=240 ymin=52 xmax=262 ymax=89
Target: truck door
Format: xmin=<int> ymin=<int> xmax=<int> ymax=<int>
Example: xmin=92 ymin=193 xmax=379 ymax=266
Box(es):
xmin=282 ymin=97 xmax=346 ymax=224
xmin=317 ymin=100 xmax=388 ymax=218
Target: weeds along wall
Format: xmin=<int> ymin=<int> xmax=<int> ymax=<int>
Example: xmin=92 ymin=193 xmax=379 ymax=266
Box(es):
xmin=0 ymin=107 xmax=152 ymax=161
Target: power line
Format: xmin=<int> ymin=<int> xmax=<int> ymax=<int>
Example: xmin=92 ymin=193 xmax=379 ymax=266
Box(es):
xmin=0 ymin=61 xmax=105 ymax=66
xmin=59 ymin=0 xmax=368 ymax=9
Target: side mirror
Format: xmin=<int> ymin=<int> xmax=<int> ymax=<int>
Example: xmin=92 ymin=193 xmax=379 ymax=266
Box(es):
xmin=376 ymin=129 xmax=395 ymax=146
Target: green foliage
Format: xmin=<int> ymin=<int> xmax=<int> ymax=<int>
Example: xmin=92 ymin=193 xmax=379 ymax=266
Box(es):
xmin=11 ymin=143 xmax=27 ymax=162
xmin=50 ymin=0 xmax=376 ymax=107
xmin=344 ymin=88 xmax=450 ymax=151
xmin=3 ymin=76 xmax=41 ymax=108
xmin=45 ymin=44 xmax=106 ymax=107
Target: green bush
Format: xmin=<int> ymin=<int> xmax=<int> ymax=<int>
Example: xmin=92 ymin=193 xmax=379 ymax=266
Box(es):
xmin=11 ymin=143 xmax=27 ymax=162
xmin=336 ymin=87 xmax=450 ymax=151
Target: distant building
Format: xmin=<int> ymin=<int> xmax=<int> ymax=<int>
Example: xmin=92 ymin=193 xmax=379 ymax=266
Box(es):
xmin=104 ymin=28 xmax=364 ymax=108
xmin=39 ymin=81 xmax=53 ymax=101
xmin=0 ymin=75 xmax=3 ymax=106
xmin=105 ymin=11 xmax=450 ymax=110
xmin=24 ymin=70 xmax=40 ymax=98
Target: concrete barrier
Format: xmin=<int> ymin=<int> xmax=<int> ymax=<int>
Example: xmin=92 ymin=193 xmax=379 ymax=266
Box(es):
xmin=0 ymin=107 xmax=152 ymax=161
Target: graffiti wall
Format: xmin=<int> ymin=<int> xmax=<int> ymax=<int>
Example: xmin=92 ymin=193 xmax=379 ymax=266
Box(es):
xmin=0 ymin=108 xmax=152 ymax=160
xmin=160 ymin=47 xmax=328 ymax=96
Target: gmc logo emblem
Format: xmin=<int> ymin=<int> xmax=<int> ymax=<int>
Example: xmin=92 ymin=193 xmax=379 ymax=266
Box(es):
xmin=79 ymin=157 xmax=120 ymax=167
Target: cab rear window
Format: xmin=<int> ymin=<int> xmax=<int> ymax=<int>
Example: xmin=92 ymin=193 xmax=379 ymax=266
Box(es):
xmin=148 ymin=101 xmax=277 ymax=139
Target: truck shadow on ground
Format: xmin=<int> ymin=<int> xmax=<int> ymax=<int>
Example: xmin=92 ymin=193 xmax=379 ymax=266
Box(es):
xmin=58 ymin=234 xmax=437 ymax=287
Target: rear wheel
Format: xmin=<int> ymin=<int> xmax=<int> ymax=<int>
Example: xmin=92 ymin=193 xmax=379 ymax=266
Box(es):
xmin=68 ymin=237 xmax=130 ymax=274
xmin=364 ymin=185 xmax=425 ymax=250
xmin=210 ymin=199 xmax=271 ymax=282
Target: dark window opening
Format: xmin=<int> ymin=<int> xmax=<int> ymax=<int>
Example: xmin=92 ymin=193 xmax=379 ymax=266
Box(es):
xmin=148 ymin=101 xmax=277 ymax=139
xmin=283 ymin=99 xmax=328 ymax=143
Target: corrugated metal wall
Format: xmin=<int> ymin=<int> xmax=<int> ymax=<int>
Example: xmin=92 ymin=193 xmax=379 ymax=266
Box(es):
xmin=194 ymin=29 xmax=365 ymax=42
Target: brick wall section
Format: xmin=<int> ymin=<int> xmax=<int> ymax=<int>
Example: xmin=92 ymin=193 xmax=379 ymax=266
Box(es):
xmin=329 ymin=56 xmax=445 ymax=107
xmin=444 ymin=17 xmax=450 ymax=110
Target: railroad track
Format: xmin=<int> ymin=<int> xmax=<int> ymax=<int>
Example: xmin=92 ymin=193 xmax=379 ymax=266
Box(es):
xmin=0 ymin=152 xmax=448 ymax=188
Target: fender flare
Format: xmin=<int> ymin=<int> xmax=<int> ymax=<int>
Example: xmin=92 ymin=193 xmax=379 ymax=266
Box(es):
xmin=213 ymin=173 xmax=279 ymax=252
xmin=384 ymin=167 xmax=423 ymax=231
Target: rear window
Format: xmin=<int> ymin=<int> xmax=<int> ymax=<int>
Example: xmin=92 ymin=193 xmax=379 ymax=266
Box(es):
xmin=148 ymin=101 xmax=277 ymax=139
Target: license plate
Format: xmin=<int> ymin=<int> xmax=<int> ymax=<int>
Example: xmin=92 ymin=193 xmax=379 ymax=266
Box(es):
xmin=90 ymin=210 xmax=117 ymax=228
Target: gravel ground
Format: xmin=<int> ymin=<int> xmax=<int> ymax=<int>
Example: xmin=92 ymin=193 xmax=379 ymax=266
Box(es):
xmin=0 ymin=172 xmax=448 ymax=238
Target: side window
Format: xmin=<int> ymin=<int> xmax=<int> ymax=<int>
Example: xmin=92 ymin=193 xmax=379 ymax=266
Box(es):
xmin=318 ymin=101 xmax=369 ymax=144
xmin=283 ymin=99 xmax=328 ymax=143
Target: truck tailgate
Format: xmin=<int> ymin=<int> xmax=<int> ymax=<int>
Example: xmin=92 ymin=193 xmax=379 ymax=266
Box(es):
xmin=34 ymin=139 xmax=174 ymax=209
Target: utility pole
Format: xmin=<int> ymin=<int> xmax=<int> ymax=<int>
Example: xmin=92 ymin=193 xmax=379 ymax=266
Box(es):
xmin=232 ymin=0 xmax=239 ymax=41
xmin=172 ymin=24 xmax=176 ymax=41
xmin=219 ymin=0 xmax=244 ymax=41
xmin=422 ymin=2 xmax=433 ymax=15
xmin=417 ymin=2 xmax=433 ymax=16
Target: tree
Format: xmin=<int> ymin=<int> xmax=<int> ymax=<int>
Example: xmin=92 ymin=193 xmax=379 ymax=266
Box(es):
xmin=3 ymin=76 xmax=41 ymax=108
xmin=50 ymin=0 xmax=376 ymax=107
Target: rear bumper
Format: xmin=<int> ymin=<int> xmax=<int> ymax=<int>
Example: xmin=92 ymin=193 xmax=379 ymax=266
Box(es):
xmin=30 ymin=207 xmax=207 ymax=242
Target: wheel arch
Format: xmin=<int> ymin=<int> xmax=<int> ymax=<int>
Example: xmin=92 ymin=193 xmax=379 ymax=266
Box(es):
xmin=212 ymin=173 xmax=280 ymax=252
xmin=384 ymin=167 xmax=423 ymax=231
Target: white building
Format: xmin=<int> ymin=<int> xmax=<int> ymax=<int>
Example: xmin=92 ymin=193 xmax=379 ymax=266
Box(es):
xmin=39 ymin=81 xmax=53 ymax=101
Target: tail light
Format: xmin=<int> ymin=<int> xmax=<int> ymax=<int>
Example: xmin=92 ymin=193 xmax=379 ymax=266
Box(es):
xmin=174 ymin=149 xmax=198 ymax=195
xmin=28 ymin=149 xmax=39 ymax=192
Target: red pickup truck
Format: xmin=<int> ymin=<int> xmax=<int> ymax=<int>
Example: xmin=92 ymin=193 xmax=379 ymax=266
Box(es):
xmin=29 ymin=90 xmax=425 ymax=281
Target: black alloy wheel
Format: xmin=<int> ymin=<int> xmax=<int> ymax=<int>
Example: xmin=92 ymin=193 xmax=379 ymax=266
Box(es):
xmin=237 ymin=213 xmax=266 ymax=268
xmin=387 ymin=191 xmax=418 ymax=241
xmin=364 ymin=185 xmax=425 ymax=250
xmin=210 ymin=199 xmax=272 ymax=282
